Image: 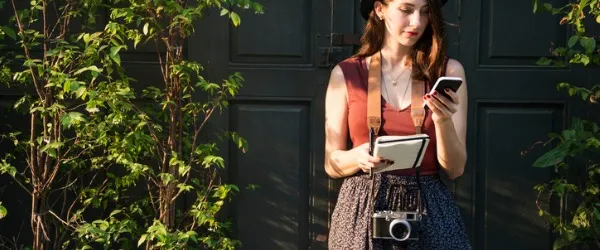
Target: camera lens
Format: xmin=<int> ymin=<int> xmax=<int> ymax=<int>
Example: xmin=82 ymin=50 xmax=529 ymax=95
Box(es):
xmin=391 ymin=223 xmax=408 ymax=237
xmin=389 ymin=219 xmax=411 ymax=241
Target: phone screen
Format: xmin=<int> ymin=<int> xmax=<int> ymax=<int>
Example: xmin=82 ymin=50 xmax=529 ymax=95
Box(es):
xmin=430 ymin=77 xmax=462 ymax=99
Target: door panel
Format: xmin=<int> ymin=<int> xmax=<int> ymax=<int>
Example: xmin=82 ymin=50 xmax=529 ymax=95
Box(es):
xmin=189 ymin=1 xmax=331 ymax=249
xmin=229 ymin=101 xmax=311 ymax=249
xmin=458 ymin=0 xmax=586 ymax=249
xmin=473 ymin=103 xmax=561 ymax=250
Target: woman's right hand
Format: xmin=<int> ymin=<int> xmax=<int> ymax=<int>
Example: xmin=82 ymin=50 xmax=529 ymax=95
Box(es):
xmin=352 ymin=143 xmax=393 ymax=173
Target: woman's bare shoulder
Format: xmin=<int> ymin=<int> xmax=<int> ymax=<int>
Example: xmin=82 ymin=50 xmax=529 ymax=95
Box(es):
xmin=445 ymin=58 xmax=465 ymax=78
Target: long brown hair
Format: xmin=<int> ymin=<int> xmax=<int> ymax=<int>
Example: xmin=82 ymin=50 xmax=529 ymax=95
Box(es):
xmin=355 ymin=0 xmax=447 ymax=83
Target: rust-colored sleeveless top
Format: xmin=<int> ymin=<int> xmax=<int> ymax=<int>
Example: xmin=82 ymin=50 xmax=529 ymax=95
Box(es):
xmin=339 ymin=56 xmax=447 ymax=176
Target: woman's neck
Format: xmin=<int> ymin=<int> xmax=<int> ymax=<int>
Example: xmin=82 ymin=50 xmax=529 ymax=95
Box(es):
xmin=380 ymin=37 xmax=412 ymax=67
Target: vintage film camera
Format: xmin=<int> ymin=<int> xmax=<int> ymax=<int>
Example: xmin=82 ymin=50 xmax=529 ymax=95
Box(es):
xmin=372 ymin=210 xmax=421 ymax=241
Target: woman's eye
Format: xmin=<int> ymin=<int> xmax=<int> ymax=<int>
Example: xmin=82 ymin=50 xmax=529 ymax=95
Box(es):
xmin=400 ymin=9 xmax=413 ymax=14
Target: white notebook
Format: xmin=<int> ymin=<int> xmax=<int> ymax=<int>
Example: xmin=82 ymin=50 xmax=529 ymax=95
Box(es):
xmin=372 ymin=134 xmax=430 ymax=173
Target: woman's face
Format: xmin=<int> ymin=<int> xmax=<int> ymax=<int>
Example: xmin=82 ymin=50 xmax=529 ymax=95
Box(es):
xmin=375 ymin=0 xmax=430 ymax=47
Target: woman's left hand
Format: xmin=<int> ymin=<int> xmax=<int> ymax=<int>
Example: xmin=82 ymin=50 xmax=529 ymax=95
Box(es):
xmin=424 ymin=88 xmax=459 ymax=124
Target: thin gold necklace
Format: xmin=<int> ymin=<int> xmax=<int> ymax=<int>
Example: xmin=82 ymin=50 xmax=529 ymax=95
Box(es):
xmin=382 ymin=55 xmax=409 ymax=86
xmin=380 ymin=51 xmax=411 ymax=108
xmin=383 ymin=75 xmax=411 ymax=108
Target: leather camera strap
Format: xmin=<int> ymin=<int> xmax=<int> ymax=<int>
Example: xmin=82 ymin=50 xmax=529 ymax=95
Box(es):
xmin=367 ymin=51 xmax=425 ymax=137
xmin=366 ymin=51 xmax=427 ymax=223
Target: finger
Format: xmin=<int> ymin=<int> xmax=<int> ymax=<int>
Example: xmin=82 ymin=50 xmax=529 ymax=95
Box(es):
xmin=430 ymin=91 xmax=453 ymax=110
xmin=432 ymin=90 xmax=452 ymax=104
xmin=428 ymin=94 xmax=456 ymax=114
xmin=358 ymin=159 xmax=376 ymax=169
xmin=367 ymin=155 xmax=383 ymax=163
xmin=431 ymin=91 xmax=458 ymax=113
xmin=425 ymin=95 xmax=452 ymax=117
xmin=360 ymin=165 xmax=375 ymax=173
xmin=374 ymin=159 xmax=395 ymax=169
xmin=443 ymin=88 xmax=460 ymax=104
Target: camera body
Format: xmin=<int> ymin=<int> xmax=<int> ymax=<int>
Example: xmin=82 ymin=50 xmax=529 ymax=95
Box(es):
xmin=372 ymin=210 xmax=421 ymax=241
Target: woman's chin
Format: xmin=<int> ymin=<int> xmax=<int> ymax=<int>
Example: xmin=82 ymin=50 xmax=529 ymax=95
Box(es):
xmin=396 ymin=38 xmax=418 ymax=48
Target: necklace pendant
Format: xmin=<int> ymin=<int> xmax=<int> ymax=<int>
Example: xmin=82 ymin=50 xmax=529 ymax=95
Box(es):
xmin=392 ymin=80 xmax=397 ymax=86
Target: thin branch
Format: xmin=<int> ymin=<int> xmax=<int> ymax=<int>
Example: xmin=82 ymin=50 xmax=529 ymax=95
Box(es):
xmin=154 ymin=39 xmax=169 ymax=91
xmin=192 ymin=105 xmax=216 ymax=149
xmin=29 ymin=113 xmax=37 ymax=185
xmin=49 ymin=170 xmax=80 ymax=194
xmin=147 ymin=180 xmax=158 ymax=213
xmin=48 ymin=210 xmax=76 ymax=230
xmin=7 ymin=174 xmax=32 ymax=196
xmin=10 ymin=0 xmax=46 ymax=101
xmin=199 ymin=168 xmax=216 ymax=205
xmin=42 ymin=0 xmax=47 ymax=65
xmin=66 ymin=174 xmax=105 ymax=225
xmin=41 ymin=114 xmax=49 ymax=182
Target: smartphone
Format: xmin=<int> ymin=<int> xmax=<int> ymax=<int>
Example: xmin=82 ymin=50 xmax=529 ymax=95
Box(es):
xmin=424 ymin=76 xmax=463 ymax=105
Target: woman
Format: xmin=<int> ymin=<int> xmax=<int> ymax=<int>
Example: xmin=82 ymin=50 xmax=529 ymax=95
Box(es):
xmin=324 ymin=0 xmax=471 ymax=249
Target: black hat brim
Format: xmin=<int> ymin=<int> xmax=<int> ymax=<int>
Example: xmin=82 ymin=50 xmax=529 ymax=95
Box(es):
xmin=360 ymin=0 xmax=448 ymax=20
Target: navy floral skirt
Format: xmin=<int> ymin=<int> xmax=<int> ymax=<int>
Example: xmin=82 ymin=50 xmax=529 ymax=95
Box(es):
xmin=328 ymin=173 xmax=472 ymax=250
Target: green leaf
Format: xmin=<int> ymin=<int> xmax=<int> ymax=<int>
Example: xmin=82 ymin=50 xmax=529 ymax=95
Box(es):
xmin=581 ymin=55 xmax=590 ymax=66
xmin=109 ymin=209 xmax=122 ymax=217
xmin=177 ymin=183 xmax=193 ymax=193
xmin=553 ymin=238 xmax=568 ymax=250
xmin=230 ymin=12 xmax=241 ymax=26
xmin=579 ymin=37 xmax=596 ymax=53
xmin=138 ymin=234 xmax=147 ymax=247
xmin=593 ymin=207 xmax=600 ymax=221
xmin=93 ymin=220 xmax=109 ymax=231
xmin=178 ymin=164 xmax=191 ymax=176
xmin=533 ymin=142 xmax=570 ymax=168
xmin=596 ymin=15 xmax=600 ymax=24
xmin=0 ymin=160 xmax=17 ymax=177
xmin=109 ymin=47 xmax=122 ymax=66
xmin=13 ymin=96 xmax=28 ymax=109
xmin=74 ymin=65 xmax=102 ymax=75
xmin=202 ymin=155 xmax=225 ymax=168
xmin=61 ymin=112 xmax=85 ymax=128
xmin=1 ymin=26 xmax=16 ymax=40
xmin=75 ymin=87 xmax=87 ymax=100
xmin=160 ymin=173 xmax=176 ymax=185
xmin=536 ymin=57 xmax=552 ymax=66
xmin=220 ymin=9 xmax=229 ymax=16
xmin=567 ymin=35 xmax=579 ymax=48
xmin=143 ymin=23 xmax=149 ymax=35
xmin=532 ymin=0 xmax=538 ymax=13
xmin=561 ymin=129 xmax=575 ymax=140
xmin=0 ymin=202 xmax=7 ymax=219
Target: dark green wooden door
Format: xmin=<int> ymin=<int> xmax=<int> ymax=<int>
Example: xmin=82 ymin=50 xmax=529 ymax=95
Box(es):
xmin=329 ymin=1 xmax=584 ymax=250
xmin=189 ymin=1 xmax=334 ymax=249
xmin=191 ymin=0 xmax=590 ymax=249
xmin=455 ymin=1 xmax=588 ymax=249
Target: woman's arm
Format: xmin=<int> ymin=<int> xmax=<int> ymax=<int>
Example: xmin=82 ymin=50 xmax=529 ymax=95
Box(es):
xmin=324 ymin=64 xmax=389 ymax=179
xmin=324 ymin=65 xmax=361 ymax=178
xmin=425 ymin=59 xmax=468 ymax=180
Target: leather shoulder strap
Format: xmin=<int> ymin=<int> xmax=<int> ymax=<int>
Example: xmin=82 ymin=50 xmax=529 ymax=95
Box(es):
xmin=367 ymin=52 xmax=426 ymax=135
xmin=410 ymin=78 xmax=425 ymax=134
xmin=367 ymin=52 xmax=382 ymax=135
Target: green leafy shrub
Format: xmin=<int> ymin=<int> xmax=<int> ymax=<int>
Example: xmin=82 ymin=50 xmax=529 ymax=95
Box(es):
xmin=531 ymin=0 xmax=600 ymax=249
